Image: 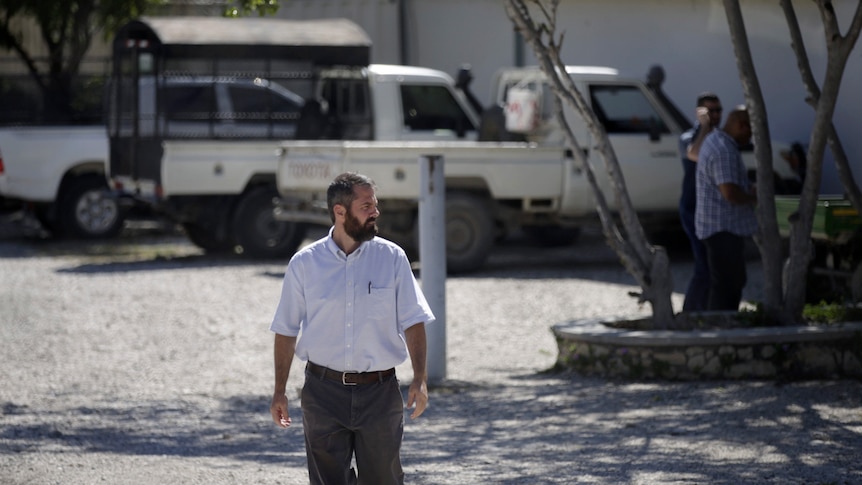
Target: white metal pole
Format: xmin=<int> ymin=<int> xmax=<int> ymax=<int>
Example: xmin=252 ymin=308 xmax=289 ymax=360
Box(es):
xmin=418 ymin=154 xmax=446 ymax=383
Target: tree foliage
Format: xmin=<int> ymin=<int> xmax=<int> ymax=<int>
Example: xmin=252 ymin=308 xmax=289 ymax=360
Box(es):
xmin=0 ymin=0 xmax=159 ymax=119
xmin=224 ymin=0 xmax=279 ymax=18
xmin=0 ymin=0 xmax=279 ymax=121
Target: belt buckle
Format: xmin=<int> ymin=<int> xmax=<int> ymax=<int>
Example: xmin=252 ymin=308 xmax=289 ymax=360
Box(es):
xmin=342 ymin=372 xmax=358 ymax=386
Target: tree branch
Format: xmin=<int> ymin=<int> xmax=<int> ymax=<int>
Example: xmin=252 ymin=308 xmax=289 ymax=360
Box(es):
xmin=780 ymin=0 xmax=862 ymax=215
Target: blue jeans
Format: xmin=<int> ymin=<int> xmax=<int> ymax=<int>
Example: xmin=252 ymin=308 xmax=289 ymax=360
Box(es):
xmin=703 ymin=231 xmax=747 ymax=311
xmin=680 ymin=209 xmax=709 ymax=312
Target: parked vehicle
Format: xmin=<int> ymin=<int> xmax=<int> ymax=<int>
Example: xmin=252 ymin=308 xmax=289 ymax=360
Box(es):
xmin=0 ymin=126 xmax=123 ymax=238
xmin=269 ymin=64 xmax=801 ymax=272
xmin=107 ymin=16 xmax=384 ymax=256
xmin=0 ymin=74 xmax=307 ymax=239
xmin=776 ymin=195 xmax=862 ymax=302
xmin=142 ymin=64 xmax=479 ymax=258
xmin=108 ymin=17 xmax=798 ymax=271
xmin=107 ymin=16 xmax=482 ymax=258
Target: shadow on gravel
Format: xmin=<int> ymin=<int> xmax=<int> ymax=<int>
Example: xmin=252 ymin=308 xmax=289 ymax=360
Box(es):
xmin=55 ymin=255 xmax=290 ymax=274
xmin=406 ymin=375 xmax=862 ymax=483
xmin=0 ymin=393 xmax=306 ymax=467
xmin=3 ymin=377 xmax=859 ymax=483
xmin=1 ymin=217 xmax=745 ymax=295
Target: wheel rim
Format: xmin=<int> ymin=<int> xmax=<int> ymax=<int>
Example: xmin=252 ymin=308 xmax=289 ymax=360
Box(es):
xmin=447 ymin=216 xmax=475 ymax=253
xmin=252 ymin=209 xmax=294 ymax=249
xmin=75 ymin=190 xmax=119 ymax=233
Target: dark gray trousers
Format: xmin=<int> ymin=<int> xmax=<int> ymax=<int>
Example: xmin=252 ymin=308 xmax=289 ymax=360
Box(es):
xmin=301 ymin=368 xmax=405 ymax=485
xmin=703 ymin=231 xmax=747 ymax=311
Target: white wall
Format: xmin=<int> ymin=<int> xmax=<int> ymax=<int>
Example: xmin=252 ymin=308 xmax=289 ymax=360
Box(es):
xmin=278 ymin=0 xmax=861 ymax=193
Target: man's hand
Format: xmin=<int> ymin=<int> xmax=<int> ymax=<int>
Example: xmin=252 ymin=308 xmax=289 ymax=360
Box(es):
xmin=270 ymin=393 xmax=291 ymax=428
xmin=406 ymin=380 xmax=428 ymax=419
xmin=696 ymin=106 xmax=711 ymax=127
xmin=719 ymin=182 xmax=757 ymax=206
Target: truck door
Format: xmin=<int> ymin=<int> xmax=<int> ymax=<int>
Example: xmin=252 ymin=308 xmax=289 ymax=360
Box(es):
xmin=587 ymin=83 xmax=681 ymax=211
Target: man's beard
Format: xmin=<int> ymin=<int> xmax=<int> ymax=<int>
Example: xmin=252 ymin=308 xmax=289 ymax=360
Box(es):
xmin=344 ymin=209 xmax=378 ymax=242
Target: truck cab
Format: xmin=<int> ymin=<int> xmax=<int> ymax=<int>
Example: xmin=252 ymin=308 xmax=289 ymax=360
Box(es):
xmin=485 ymin=65 xmax=799 ymax=221
xmin=293 ymin=64 xmax=479 ymax=144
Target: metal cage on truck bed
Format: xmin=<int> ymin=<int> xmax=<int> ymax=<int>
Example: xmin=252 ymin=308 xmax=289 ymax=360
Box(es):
xmin=108 ymin=16 xmax=371 ymax=186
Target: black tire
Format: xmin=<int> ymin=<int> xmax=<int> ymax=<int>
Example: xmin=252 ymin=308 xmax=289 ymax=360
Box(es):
xmin=232 ymin=186 xmax=307 ymax=259
xmin=33 ymin=204 xmax=59 ymax=234
xmin=522 ymin=225 xmax=582 ymax=247
xmin=444 ymin=192 xmax=495 ymax=273
xmin=57 ymin=174 xmax=124 ymax=239
xmin=181 ymin=222 xmax=234 ymax=254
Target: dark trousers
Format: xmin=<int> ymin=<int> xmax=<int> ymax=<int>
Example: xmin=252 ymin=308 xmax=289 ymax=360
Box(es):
xmin=680 ymin=210 xmax=710 ymax=312
xmin=702 ymin=231 xmax=747 ymax=311
xmin=301 ymin=367 xmax=405 ymax=485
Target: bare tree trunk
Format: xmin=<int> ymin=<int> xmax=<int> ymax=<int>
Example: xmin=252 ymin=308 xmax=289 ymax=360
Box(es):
xmin=779 ymin=0 xmax=862 ymax=214
xmin=722 ymin=0 xmax=788 ymax=323
xmin=505 ymin=0 xmax=677 ymax=328
xmin=782 ymin=1 xmax=862 ymax=319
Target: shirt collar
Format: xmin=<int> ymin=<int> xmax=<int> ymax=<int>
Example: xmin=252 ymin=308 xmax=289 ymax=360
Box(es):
xmin=324 ymin=226 xmax=366 ymax=259
xmin=715 ymin=129 xmax=739 ymax=147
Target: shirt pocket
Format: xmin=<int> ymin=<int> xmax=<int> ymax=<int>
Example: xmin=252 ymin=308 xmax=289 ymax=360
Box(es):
xmin=363 ymin=286 xmax=396 ymax=323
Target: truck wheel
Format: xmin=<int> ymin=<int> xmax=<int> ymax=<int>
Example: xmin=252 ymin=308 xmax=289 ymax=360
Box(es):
xmin=57 ymin=174 xmax=124 ymax=239
xmin=444 ymin=192 xmax=494 ymax=273
xmin=232 ymin=187 xmax=307 ymax=259
xmin=33 ymin=205 xmax=59 ymax=234
xmin=523 ymin=225 xmax=581 ymax=247
xmin=181 ymin=223 xmax=234 ymax=254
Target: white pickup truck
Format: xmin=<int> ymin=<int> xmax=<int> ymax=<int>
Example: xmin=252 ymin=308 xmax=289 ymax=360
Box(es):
xmin=271 ymin=65 xmax=800 ymax=272
xmin=113 ymin=63 xmax=481 ymax=257
xmin=110 ymin=16 xmax=797 ymax=269
xmin=0 ymin=126 xmax=123 ymax=238
xmin=0 ymin=73 xmax=308 ymax=240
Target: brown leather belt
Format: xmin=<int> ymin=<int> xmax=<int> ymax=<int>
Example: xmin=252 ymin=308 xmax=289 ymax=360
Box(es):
xmin=306 ymin=362 xmax=396 ymax=386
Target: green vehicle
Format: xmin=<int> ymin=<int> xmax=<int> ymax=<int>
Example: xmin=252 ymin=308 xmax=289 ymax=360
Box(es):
xmin=776 ymin=195 xmax=862 ymax=302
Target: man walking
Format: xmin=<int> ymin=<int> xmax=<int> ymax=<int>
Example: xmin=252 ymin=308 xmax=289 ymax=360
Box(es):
xmin=270 ymin=172 xmax=435 ymax=485
xmin=679 ymin=92 xmax=723 ymax=312
xmin=695 ymin=107 xmax=757 ymax=311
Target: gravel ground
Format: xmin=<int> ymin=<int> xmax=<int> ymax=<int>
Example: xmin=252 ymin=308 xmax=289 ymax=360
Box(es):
xmin=1 ymin=213 xmax=861 ymax=484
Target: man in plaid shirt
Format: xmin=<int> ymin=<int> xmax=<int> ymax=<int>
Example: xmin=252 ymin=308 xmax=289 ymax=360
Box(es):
xmin=695 ymin=107 xmax=758 ymax=311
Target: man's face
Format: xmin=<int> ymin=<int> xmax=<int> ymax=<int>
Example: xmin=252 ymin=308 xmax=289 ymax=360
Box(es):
xmin=703 ymin=100 xmax=723 ymax=128
xmin=342 ymin=185 xmax=379 ymax=242
xmin=733 ymin=115 xmax=752 ymax=146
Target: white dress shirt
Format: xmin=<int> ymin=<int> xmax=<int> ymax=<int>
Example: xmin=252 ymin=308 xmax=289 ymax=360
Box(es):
xmin=271 ymin=228 xmax=435 ymax=372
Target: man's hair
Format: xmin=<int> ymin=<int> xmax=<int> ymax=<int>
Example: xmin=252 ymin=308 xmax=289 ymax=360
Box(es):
xmin=696 ymin=92 xmax=720 ymax=107
xmin=724 ymin=106 xmax=749 ymax=129
xmin=326 ymin=172 xmax=376 ymax=223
